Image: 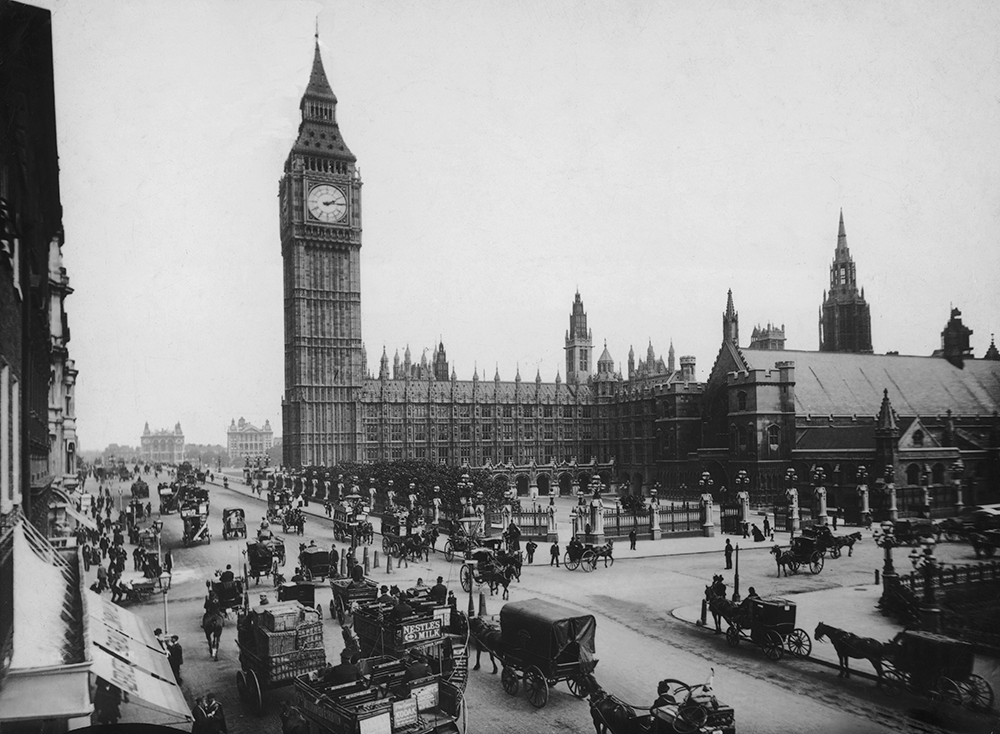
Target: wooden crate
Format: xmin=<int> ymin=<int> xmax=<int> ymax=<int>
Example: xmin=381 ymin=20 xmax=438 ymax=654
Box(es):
xmin=255 ymin=627 xmax=297 ymax=656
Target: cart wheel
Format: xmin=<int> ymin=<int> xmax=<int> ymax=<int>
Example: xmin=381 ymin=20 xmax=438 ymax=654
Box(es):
xmin=673 ymin=701 xmax=709 ymax=734
xmin=581 ymin=550 xmax=596 ymax=572
xmin=460 ymin=564 xmax=473 ymax=593
xmin=763 ymin=629 xmax=784 ymax=661
xmin=567 ymin=675 xmax=589 ymax=698
xmin=935 ymin=676 xmax=963 ymax=706
xmin=725 ymin=626 xmax=740 ymax=648
xmin=236 ymin=670 xmax=246 ymax=700
xmin=786 ymin=628 xmax=812 ymax=658
xmin=501 ymin=666 xmax=519 ymax=695
xmin=830 ymin=546 xmax=842 ymax=559
xmin=878 ymin=667 xmax=905 ymax=697
xmin=445 ymin=541 xmax=455 ymax=563
xmin=247 ymin=669 xmax=263 ymax=715
xmin=787 ymin=559 xmax=800 ymax=574
xmin=809 ymin=552 xmax=824 ymax=574
xmin=524 ymin=667 xmax=548 ymax=708
xmin=961 ymin=673 xmax=994 ymax=712
xmin=564 ymin=552 xmax=579 ymax=571
xmin=335 ymin=600 xmax=345 ymax=625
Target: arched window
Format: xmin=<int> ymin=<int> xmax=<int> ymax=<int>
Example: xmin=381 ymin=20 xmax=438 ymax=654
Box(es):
xmin=738 ymin=426 xmax=748 ymax=454
xmin=906 ymin=463 xmax=920 ymax=486
xmin=912 ymin=430 xmax=924 ymax=447
xmin=932 ymin=463 xmax=945 ymax=485
xmin=768 ymin=425 xmax=780 ymax=454
xmin=737 ymin=391 xmax=747 ymax=411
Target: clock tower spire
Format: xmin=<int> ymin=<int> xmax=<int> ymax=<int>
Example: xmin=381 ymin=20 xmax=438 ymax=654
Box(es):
xmin=280 ymin=36 xmax=364 ymax=468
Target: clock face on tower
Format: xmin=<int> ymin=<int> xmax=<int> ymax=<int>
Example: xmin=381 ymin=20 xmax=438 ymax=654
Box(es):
xmin=307 ymin=184 xmax=347 ymax=223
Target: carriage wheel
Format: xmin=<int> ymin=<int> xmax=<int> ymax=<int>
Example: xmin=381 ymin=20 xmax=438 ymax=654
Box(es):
xmin=581 ymin=550 xmax=596 ymax=572
xmin=878 ymin=667 xmax=905 ymax=697
xmin=445 ymin=541 xmax=456 ymax=563
xmin=567 ymin=675 xmax=589 ymax=699
xmin=725 ymin=625 xmax=740 ymax=647
xmin=524 ymin=667 xmax=548 ymax=708
xmin=501 ymin=666 xmax=519 ymax=695
xmin=809 ymin=552 xmax=824 ymax=574
xmin=960 ymin=674 xmax=994 ymax=712
xmin=236 ymin=670 xmax=247 ymax=700
xmin=247 ymin=669 xmax=263 ymax=714
xmin=934 ymin=676 xmax=963 ymax=706
xmin=762 ymin=629 xmax=784 ymax=661
xmin=830 ymin=546 xmax=842 ymax=559
xmin=673 ymin=701 xmax=709 ymax=734
xmin=564 ymin=552 xmax=579 ymax=571
xmin=787 ymin=559 xmax=800 ymax=574
xmin=786 ymin=628 xmax=812 ymax=658
xmin=460 ymin=564 xmax=473 ymax=593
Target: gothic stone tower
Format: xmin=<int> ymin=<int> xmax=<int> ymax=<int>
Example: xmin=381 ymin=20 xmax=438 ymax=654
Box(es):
xmin=565 ymin=292 xmax=593 ymax=384
xmin=819 ymin=211 xmax=873 ymax=353
xmin=280 ymin=39 xmax=363 ymax=467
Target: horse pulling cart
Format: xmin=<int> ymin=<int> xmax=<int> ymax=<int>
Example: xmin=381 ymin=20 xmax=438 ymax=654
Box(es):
xmin=588 ymin=675 xmax=737 ymax=734
xmin=267 ymin=490 xmax=291 ymax=525
xmin=563 ymin=540 xmax=614 ymax=571
xmin=881 ymin=630 xmax=994 ymax=711
xmin=443 ymin=528 xmax=482 ymax=563
xmin=222 ymin=508 xmax=247 ymax=540
xmin=725 ymin=597 xmax=812 ymax=661
xmin=180 ymin=502 xmax=211 ymax=546
xmin=235 ymin=601 xmax=326 ymax=715
xmin=492 ymin=598 xmax=597 ymax=708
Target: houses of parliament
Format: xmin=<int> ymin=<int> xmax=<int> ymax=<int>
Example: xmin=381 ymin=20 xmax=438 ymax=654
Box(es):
xmin=282 ymin=41 xmax=1000 ymax=506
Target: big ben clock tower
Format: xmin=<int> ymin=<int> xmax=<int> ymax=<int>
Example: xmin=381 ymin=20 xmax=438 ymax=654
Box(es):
xmin=280 ymin=37 xmax=363 ymax=467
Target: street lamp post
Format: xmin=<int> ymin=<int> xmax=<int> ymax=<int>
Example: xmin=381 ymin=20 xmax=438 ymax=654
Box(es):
xmin=734 ymin=470 xmax=750 ymax=534
xmin=884 ymin=464 xmax=898 ymax=522
xmin=856 ymin=465 xmax=870 ymax=528
xmin=872 ymin=520 xmax=898 ymax=592
xmin=908 ymin=537 xmax=941 ymax=631
xmin=784 ymin=468 xmax=799 ymax=536
xmin=811 ymin=465 xmax=828 ymax=527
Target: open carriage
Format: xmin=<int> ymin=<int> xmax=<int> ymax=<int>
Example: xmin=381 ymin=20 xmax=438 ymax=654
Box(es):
xmin=282 ymin=507 xmax=306 ymax=535
xmin=881 ymin=630 xmax=994 ymax=711
xmin=222 ymin=507 xmax=247 ymax=540
xmin=181 ymin=502 xmax=211 ymax=546
xmin=590 ymin=676 xmax=737 ymax=734
xmin=563 ymin=539 xmax=613 ymax=572
xmin=443 ymin=528 xmax=483 ymax=563
xmin=330 ymin=577 xmax=379 ymax=625
xmin=494 ymin=598 xmax=597 ymax=709
xmin=267 ymin=490 xmax=291 ymax=525
xmin=784 ymin=534 xmax=825 ymax=574
xmin=235 ymin=601 xmax=326 ymax=715
xmin=724 ymin=596 xmax=812 ymax=661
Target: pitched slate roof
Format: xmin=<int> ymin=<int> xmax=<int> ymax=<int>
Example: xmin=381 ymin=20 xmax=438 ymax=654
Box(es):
xmin=796 ymin=426 xmax=876 ymax=450
xmin=740 ymin=349 xmax=1000 ymax=417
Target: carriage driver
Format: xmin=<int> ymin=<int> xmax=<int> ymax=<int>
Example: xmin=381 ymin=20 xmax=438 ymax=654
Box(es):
xmin=736 ymin=586 xmax=760 ymax=625
xmin=219 ymin=565 xmax=235 ymax=583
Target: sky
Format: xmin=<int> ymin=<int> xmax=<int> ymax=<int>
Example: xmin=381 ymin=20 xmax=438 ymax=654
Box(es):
xmin=42 ymin=0 xmax=1000 ymax=449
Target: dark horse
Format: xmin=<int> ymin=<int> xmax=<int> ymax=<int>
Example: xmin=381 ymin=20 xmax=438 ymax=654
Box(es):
xmin=280 ymin=702 xmax=309 ymax=734
xmin=485 ymin=565 xmax=516 ymax=600
xmin=833 ymin=531 xmax=863 ymax=557
xmin=202 ymin=608 xmax=225 ymax=660
xmin=704 ymin=580 xmax=737 ymax=633
xmin=469 ymin=616 xmax=504 ymax=674
xmin=583 ymin=674 xmax=662 ymax=734
xmin=814 ymin=622 xmax=885 ymax=680
xmin=770 ymin=545 xmax=797 ymax=577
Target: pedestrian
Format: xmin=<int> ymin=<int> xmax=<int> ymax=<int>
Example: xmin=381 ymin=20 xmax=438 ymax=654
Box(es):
xmin=93 ymin=678 xmax=122 ymax=726
xmin=204 ymin=693 xmax=227 ymax=734
xmin=550 ymin=541 xmax=560 ymax=567
xmin=741 ymin=521 xmax=749 ymax=539
xmin=763 ymin=516 xmax=771 ymax=540
xmin=628 ymin=527 xmax=637 ymax=551
xmin=99 ymin=535 xmax=109 ymax=558
xmin=831 ymin=511 xmax=838 ymax=531
xmin=133 ymin=546 xmax=144 ymax=571
xmin=525 ymin=540 xmax=537 ymax=564
xmin=82 ymin=543 xmax=91 ymax=572
xmin=96 ymin=563 xmax=108 ymax=593
xmin=164 ymin=550 xmax=173 ymax=575
xmin=724 ymin=539 xmax=733 ymax=569
xmin=329 ymin=545 xmax=339 ymax=577
xmin=167 ymin=635 xmax=184 ymax=684
xmin=324 ymin=500 xmax=332 ymax=517
xmin=191 ymin=696 xmax=209 ymax=734
xmin=751 ymin=524 xmax=765 ymax=542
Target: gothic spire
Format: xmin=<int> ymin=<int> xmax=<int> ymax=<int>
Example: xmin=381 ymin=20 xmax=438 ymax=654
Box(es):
xmin=876 ymin=388 xmax=898 ymax=431
xmin=836 ymin=209 xmax=849 ymax=256
xmin=305 ymin=36 xmax=337 ymax=103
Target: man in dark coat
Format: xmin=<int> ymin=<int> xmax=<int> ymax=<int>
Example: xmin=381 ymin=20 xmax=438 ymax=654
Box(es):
xmin=167 ymin=635 xmax=184 ymax=684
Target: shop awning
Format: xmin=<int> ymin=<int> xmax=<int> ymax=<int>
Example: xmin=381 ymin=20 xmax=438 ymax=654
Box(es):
xmin=0 ymin=664 xmax=92 ymax=721
xmin=85 ymin=590 xmax=192 ymax=723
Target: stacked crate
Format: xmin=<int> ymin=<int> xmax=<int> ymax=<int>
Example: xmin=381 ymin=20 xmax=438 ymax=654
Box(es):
xmin=254 ymin=602 xmax=326 ymax=681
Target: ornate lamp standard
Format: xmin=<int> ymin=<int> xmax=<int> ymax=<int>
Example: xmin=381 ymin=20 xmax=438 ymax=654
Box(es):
xmin=811 ymin=465 xmax=828 ymax=526
xmin=950 ymin=458 xmax=965 ymax=515
xmin=856 ymin=465 xmax=870 ymax=528
xmin=908 ymin=537 xmax=941 ymax=631
xmin=883 ymin=464 xmax=898 ymax=522
xmin=698 ymin=471 xmax=715 ymax=537
xmin=872 ymin=520 xmax=898 ymax=593
xmin=732 ymin=470 xmax=749 ymax=602
xmin=784 ymin=468 xmax=799 ymax=536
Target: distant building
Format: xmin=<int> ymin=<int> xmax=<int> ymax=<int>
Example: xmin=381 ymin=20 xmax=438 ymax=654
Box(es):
xmin=228 ymin=417 xmax=274 ymax=463
xmin=140 ymin=422 xmax=185 ymax=464
xmin=748 ymin=323 xmax=786 ymax=350
xmin=819 ymin=211 xmax=873 ymax=353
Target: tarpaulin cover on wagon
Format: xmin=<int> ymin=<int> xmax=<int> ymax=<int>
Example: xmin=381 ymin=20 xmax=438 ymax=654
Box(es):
xmin=500 ymin=597 xmax=596 ymax=666
xmin=86 ymin=590 xmax=193 ymax=723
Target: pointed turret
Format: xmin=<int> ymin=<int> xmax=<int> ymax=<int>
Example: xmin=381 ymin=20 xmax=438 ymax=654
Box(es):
xmin=668 ymin=340 xmax=675 ymax=373
xmin=494 ymin=365 xmax=501 ymax=383
xmin=515 ymin=366 xmax=522 ymax=383
xmin=379 ymin=347 xmax=389 ymax=380
xmin=535 ymin=368 xmax=542 ymax=384
xmin=985 ymin=334 xmax=1000 ymax=361
xmin=820 ymin=210 xmax=872 ymax=353
xmin=393 ymin=349 xmax=401 ymax=379
xmin=723 ymin=289 xmax=739 ymax=345
xmin=143 ymin=422 xmax=150 ymax=435
xmin=597 ymin=341 xmax=615 ymax=375
xmin=875 ymin=388 xmax=900 ymax=471
xmin=473 ymin=363 xmax=480 ymax=381
xmin=876 ymin=389 xmax=898 ymax=432
xmin=292 ymin=37 xmax=355 ymax=160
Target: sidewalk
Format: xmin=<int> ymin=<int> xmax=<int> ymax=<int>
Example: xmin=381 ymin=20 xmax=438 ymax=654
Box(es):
xmin=213 ymin=472 xmax=797 ymax=559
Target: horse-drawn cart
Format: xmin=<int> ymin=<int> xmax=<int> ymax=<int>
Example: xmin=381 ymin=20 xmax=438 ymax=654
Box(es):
xmin=881 ymin=630 xmax=994 ymax=711
xmin=298 ymin=546 xmax=331 ymax=581
xmin=563 ymin=540 xmax=614 ymax=571
xmin=589 ymin=675 xmax=737 ymax=734
xmin=494 ymin=598 xmax=597 ymax=708
xmin=180 ymin=502 xmax=211 ymax=546
xmin=267 ymin=490 xmax=291 ymax=525
xmin=235 ymin=601 xmax=326 ymax=714
xmin=245 ymin=540 xmax=278 ymax=585
xmin=329 ymin=577 xmax=378 ymax=625
xmin=725 ymin=597 xmax=812 ymax=661
xmin=222 ymin=508 xmax=247 ymax=540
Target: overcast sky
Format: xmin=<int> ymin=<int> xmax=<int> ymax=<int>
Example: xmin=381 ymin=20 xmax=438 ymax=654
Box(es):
xmin=44 ymin=0 xmax=1000 ymax=449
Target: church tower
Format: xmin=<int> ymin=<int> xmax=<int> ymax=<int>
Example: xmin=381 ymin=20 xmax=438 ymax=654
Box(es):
xmin=280 ymin=36 xmax=364 ymax=467
xmin=819 ymin=211 xmax=873 ymax=353
xmin=564 ymin=292 xmax=593 ymax=384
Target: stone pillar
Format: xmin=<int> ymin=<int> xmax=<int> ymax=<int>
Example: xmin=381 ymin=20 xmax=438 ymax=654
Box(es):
xmin=432 ymin=497 xmax=441 ymax=525
xmin=589 ymin=496 xmax=605 ymax=545
xmin=921 ymin=486 xmax=931 ymax=518
xmin=546 ymin=503 xmax=558 ymax=542
xmin=857 ymin=485 xmax=870 ymax=527
xmin=815 ymin=486 xmax=828 ymax=526
xmin=736 ymin=490 xmax=751 ymax=526
xmin=786 ymin=487 xmax=800 ymax=534
xmin=501 ymin=504 xmax=512 ymax=532
xmin=700 ymin=493 xmax=715 ymax=538
xmin=649 ymin=503 xmax=661 ymax=541
xmin=888 ymin=484 xmax=898 ymax=522
xmin=529 ymin=479 xmax=538 ymax=500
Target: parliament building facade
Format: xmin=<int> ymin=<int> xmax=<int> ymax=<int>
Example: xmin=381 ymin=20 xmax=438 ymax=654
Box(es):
xmin=281 ymin=42 xmax=1000 ymax=507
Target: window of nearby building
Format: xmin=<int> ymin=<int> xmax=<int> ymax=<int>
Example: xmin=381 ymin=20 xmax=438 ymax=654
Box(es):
xmin=366 ymin=424 xmax=378 ymax=442
xmin=932 ymin=463 xmax=945 ymax=485
xmin=582 ymin=406 xmax=592 ymax=418
xmin=391 ymin=424 xmax=402 ymax=442
xmin=503 ymin=446 xmax=514 ymax=463
xmin=415 ymin=447 xmax=425 ymax=459
xmin=460 ymin=447 xmax=471 ymax=461
xmin=481 ymin=425 xmax=491 ymax=441
xmin=543 ymin=405 xmax=553 ymax=418
xmin=460 ymin=424 xmax=471 ymax=441
xmin=912 ymin=430 xmax=924 ymax=447
xmin=503 ymin=405 xmax=513 ymax=418
xmin=366 ymin=448 xmax=378 ymax=461
xmin=906 ymin=463 xmax=920 ymax=486
xmin=524 ymin=406 xmax=534 ymax=418
xmin=502 ymin=425 xmax=512 ymax=441
xmin=737 ymin=391 xmax=747 ymax=411
xmin=563 ymin=406 xmax=573 ymax=419
xmin=544 ymin=426 xmax=553 ymax=440
xmin=767 ymin=425 xmax=780 ymax=454
xmin=415 ymin=427 xmax=426 ymax=441
xmin=738 ymin=426 xmax=747 ymax=454
xmin=459 ymin=405 xmax=470 ymax=417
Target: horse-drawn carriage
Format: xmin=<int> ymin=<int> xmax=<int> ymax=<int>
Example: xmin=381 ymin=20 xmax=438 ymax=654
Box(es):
xmin=723 ymin=596 xmax=812 ymax=661
xmin=181 ymin=502 xmax=211 ymax=546
xmin=329 ymin=577 xmax=379 ymax=625
xmin=130 ymin=478 xmax=149 ymax=499
xmin=298 ymin=546 xmax=331 ymax=581
xmin=282 ymin=507 xmax=306 ymax=535
xmin=210 ymin=575 xmax=246 ymax=612
xmin=881 ymin=630 xmax=994 ymax=711
xmin=771 ymin=535 xmax=824 ymax=575
xmin=222 ymin=508 xmax=247 ymax=540
xmin=137 ymin=526 xmax=158 ymax=549
xmin=443 ymin=527 xmax=483 ymax=562
xmin=563 ymin=538 xmax=614 ymax=571
xmin=245 ymin=539 xmax=282 ymax=585
xmin=459 ymin=547 xmax=517 ymax=599
xmin=158 ymin=485 xmax=178 ymax=515
xmin=267 ymin=490 xmax=291 ymax=525
xmin=588 ymin=674 xmax=737 ymax=734
xmin=235 ymin=601 xmax=326 ymax=714
xmin=490 ymin=598 xmax=598 ymax=708
xmin=891 ymin=518 xmax=937 ymax=546
xmin=277 ymin=582 xmax=322 ymax=616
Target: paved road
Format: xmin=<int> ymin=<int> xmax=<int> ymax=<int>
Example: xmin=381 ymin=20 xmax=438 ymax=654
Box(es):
xmin=87 ymin=474 xmax=998 ymax=733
